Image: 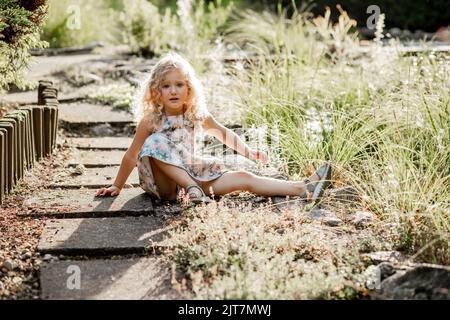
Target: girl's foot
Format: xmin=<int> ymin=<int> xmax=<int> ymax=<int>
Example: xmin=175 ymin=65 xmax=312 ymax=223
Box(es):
xmin=299 ymin=163 xmax=332 ymax=203
xmin=185 ymin=184 xmax=212 ymax=204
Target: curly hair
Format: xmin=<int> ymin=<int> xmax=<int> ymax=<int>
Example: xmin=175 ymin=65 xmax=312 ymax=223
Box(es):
xmin=132 ymin=52 xmax=208 ymax=129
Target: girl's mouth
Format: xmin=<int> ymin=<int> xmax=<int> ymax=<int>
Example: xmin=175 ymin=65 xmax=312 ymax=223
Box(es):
xmin=169 ymin=98 xmax=179 ymax=102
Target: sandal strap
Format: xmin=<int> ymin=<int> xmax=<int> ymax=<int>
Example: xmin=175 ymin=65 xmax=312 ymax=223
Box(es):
xmin=185 ymin=184 xmax=205 ymax=197
xmin=185 ymin=184 xmax=211 ymax=204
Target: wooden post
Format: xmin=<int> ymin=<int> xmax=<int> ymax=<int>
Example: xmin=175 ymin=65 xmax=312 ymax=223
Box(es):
xmin=43 ymin=106 xmax=51 ymax=156
xmin=5 ymin=113 xmax=24 ymax=181
xmin=38 ymin=80 xmax=54 ymax=105
xmin=19 ymin=107 xmax=36 ymax=168
xmin=32 ymin=106 xmax=44 ymax=160
xmin=0 ymin=122 xmax=15 ymax=191
xmin=0 ymin=128 xmax=5 ymax=203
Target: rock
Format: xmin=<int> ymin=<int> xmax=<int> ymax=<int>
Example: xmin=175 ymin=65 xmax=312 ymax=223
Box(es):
xmin=3 ymin=259 xmax=16 ymax=271
xmin=271 ymin=196 xmax=305 ymax=211
xmin=362 ymin=251 xmax=407 ymax=265
xmin=323 ymin=217 xmax=343 ymax=227
xmin=43 ymin=254 xmax=54 ymax=262
xmin=309 ymin=208 xmax=333 ymax=219
xmin=351 ymin=211 xmax=376 ymax=228
xmin=91 ymin=123 xmax=114 ymax=136
xmin=379 ymin=264 xmax=450 ymax=300
xmin=73 ymin=164 xmax=86 ymax=175
xmin=389 ymin=27 xmax=402 ymax=38
xmin=12 ymin=276 xmax=23 ymax=285
xmin=378 ymin=262 xmax=396 ymax=280
xmin=21 ymin=251 xmax=32 ymax=260
xmin=309 ymin=209 xmax=342 ymax=227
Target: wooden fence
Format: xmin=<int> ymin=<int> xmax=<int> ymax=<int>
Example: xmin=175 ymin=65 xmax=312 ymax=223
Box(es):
xmin=0 ymin=80 xmax=59 ymax=204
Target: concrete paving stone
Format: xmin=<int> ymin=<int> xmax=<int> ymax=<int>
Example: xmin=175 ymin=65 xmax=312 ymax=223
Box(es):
xmin=66 ymin=137 xmax=133 ymax=150
xmin=38 ymin=216 xmax=171 ymax=255
xmin=49 ymin=166 xmax=139 ymax=188
xmin=40 ymin=257 xmax=184 ymax=300
xmin=23 ymin=188 xmax=153 ymax=218
xmin=68 ymin=149 xmax=125 ymax=167
xmin=59 ymin=102 xmax=133 ymax=124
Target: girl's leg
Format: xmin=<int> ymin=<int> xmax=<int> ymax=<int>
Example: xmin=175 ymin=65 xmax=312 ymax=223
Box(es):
xmin=150 ymin=158 xmax=199 ymax=198
xmin=202 ymin=171 xmax=320 ymax=197
xmin=149 ymin=158 xmax=178 ymax=200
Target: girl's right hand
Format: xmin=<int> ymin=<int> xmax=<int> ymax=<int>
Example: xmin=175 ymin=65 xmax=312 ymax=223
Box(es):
xmin=95 ymin=185 xmax=121 ymax=197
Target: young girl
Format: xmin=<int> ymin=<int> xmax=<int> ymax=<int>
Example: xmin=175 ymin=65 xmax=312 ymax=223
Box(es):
xmin=95 ymin=53 xmax=332 ymax=203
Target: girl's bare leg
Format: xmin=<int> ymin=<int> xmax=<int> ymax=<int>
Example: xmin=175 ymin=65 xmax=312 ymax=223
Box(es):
xmin=149 ymin=158 xmax=179 ymax=200
xmin=202 ymin=171 xmax=320 ymax=197
xmin=150 ymin=158 xmax=199 ymax=199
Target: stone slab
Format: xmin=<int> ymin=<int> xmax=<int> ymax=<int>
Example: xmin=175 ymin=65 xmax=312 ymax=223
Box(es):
xmin=40 ymin=257 xmax=183 ymax=300
xmin=23 ymin=188 xmax=153 ymax=218
xmin=50 ymin=166 xmax=139 ymax=188
xmin=68 ymin=149 xmax=125 ymax=167
xmin=38 ymin=216 xmax=170 ymax=255
xmin=66 ymin=137 xmax=133 ymax=150
xmin=59 ymin=102 xmax=133 ymax=124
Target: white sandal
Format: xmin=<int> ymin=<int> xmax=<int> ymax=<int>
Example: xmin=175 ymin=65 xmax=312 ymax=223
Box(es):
xmin=185 ymin=185 xmax=212 ymax=204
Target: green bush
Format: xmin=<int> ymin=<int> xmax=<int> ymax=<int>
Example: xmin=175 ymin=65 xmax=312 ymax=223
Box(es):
xmin=41 ymin=0 xmax=120 ymax=48
xmin=0 ymin=0 xmax=48 ymax=91
xmin=118 ymin=0 xmax=177 ymax=57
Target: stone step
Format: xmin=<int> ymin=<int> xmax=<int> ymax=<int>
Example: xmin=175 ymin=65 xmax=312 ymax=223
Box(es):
xmin=40 ymin=257 xmax=183 ymax=300
xmin=68 ymin=149 xmax=125 ymax=167
xmin=65 ymin=137 xmax=133 ymax=150
xmin=38 ymin=216 xmax=170 ymax=256
xmin=59 ymin=102 xmax=134 ymax=135
xmin=22 ymin=188 xmax=154 ymax=218
xmin=49 ymin=166 xmax=139 ymax=189
xmin=59 ymin=102 xmax=133 ymax=124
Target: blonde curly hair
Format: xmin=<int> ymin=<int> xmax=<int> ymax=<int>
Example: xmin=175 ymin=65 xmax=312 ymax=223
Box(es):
xmin=132 ymin=52 xmax=208 ymax=129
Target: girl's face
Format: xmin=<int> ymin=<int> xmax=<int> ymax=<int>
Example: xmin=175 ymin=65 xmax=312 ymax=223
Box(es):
xmin=160 ymin=69 xmax=189 ymax=115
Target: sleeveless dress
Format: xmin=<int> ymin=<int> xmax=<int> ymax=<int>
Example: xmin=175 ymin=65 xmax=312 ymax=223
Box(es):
xmin=137 ymin=113 xmax=225 ymax=198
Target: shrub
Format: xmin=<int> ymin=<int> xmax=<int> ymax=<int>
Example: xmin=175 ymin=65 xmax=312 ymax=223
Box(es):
xmin=41 ymin=0 xmax=119 ymax=48
xmin=0 ymin=0 xmax=48 ymax=91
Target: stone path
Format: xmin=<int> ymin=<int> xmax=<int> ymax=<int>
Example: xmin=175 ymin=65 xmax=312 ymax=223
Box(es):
xmin=9 ymin=58 xmax=185 ymax=298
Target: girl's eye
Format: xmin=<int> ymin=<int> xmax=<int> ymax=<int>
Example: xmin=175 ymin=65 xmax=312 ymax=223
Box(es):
xmin=162 ymin=85 xmax=169 ymax=89
xmin=177 ymin=83 xmax=184 ymax=87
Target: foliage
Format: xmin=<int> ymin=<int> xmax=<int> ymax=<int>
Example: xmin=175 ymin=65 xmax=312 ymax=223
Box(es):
xmin=230 ymin=8 xmax=449 ymax=265
xmin=40 ymin=0 xmax=119 ymax=48
xmin=0 ymin=0 xmax=48 ymax=91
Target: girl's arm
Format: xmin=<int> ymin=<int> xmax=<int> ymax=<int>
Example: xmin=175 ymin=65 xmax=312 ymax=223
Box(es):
xmin=96 ymin=118 xmax=152 ymax=197
xmin=202 ymin=114 xmax=268 ymax=163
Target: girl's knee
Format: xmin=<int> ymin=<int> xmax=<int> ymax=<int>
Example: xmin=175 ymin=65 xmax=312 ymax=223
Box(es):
xmin=235 ymin=171 xmax=255 ymax=190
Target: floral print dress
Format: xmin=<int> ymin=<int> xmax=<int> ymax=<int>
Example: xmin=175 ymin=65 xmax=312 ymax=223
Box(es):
xmin=137 ymin=113 xmax=224 ymax=198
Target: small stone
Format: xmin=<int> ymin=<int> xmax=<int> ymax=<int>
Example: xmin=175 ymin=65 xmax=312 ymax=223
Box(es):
xmin=91 ymin=123 xmax=114 ymax=136
xmin=323 ymin=217 xmax=343 ymax=227
xmin=363 ymin=251 xmax=406 ymax=265
xmin=352 ymin=211 xmax=376 ymax=228
xmin=73 ymin=164 xmax=86 ymax=175
xmin=22 ymin=252 xmax=32 ymax=260
xmin=3 ymin=259 xmax=16 ymax=271
xmin=43 ymin=254 xmax=53 ymax=261
xmin=309 ymin=208 xmax=333 ymax=219
xmin=378 ymin=262 xmax=396 ymax=280
xmin=13 ymin=277 xmax=22 ymax=285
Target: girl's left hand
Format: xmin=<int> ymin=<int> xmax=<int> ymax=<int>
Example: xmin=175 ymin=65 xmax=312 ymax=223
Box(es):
xmin=249 ymin=149 xmax=269 ymax=164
